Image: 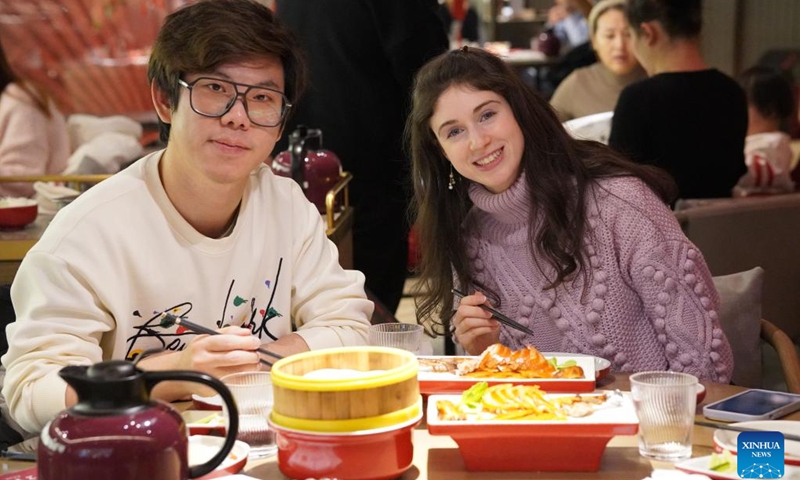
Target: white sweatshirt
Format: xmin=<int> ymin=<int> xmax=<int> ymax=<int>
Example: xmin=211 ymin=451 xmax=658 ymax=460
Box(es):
xmin=2 ymin=150 xmax=373 ymax=432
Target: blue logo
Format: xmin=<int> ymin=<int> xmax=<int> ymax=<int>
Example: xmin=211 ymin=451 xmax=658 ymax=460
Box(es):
xmin=738 ymin=431 xmax=784 ymax=478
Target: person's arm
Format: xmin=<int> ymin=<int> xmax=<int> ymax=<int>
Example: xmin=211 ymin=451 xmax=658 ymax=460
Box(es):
xmin=2 ymin=251 xmax=116 ymax=432
xmin=3 ymin=251 xmax=270 ymax=432
xmin=285 ymin=182 xmax=373 ymax=350
xmin=0 ymin=91 xmax=54 ymax=197
xmin=571 ymin=0 xmax=593 ymax=18
xmin=608 ymin=86 xmax=650 ymax=165
xmin=619 ymin=190 xmax=734 ymax=383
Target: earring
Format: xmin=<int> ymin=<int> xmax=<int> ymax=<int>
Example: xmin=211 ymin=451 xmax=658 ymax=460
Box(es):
xmin=448 ymin=167 xmax=455 ymax=190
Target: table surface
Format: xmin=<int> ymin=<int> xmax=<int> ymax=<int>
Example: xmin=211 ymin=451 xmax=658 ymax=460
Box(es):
xmin=0 ymin=214 xmax=53 ymax=262
xmin=3 ymin=372 xmax=790 ymax=480
xmin=501 ymin=48 xmax=561 ymax=67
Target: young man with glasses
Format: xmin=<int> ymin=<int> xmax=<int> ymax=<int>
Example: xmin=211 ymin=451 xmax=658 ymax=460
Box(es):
xmin=2 ymin=0 xmax=373 ymax=434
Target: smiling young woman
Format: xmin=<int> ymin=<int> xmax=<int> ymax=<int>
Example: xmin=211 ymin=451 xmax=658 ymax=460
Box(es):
xmin=406 ymin=46 xmax=733 ymax=383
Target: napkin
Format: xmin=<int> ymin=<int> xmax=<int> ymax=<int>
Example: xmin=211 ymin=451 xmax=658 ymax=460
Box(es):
xmin=563 ymin=111 xmax=614 ymax=145
xmin=642 ymin=469 xmax=711 ymax=480
xmin=63 ymin=132 xmax=142 ymax=175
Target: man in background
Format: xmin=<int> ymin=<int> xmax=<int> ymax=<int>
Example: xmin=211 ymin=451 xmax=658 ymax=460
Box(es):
xmin=274 ymin=0 xmax=448 ymax=315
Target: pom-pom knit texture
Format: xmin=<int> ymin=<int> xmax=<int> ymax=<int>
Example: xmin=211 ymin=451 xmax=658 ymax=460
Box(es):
xmin=464 ymin=175 xmax=733 ymax=382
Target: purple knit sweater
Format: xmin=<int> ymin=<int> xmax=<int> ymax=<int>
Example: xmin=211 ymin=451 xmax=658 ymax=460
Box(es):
xmin=464 ymin=174 xmax=734 ymax=382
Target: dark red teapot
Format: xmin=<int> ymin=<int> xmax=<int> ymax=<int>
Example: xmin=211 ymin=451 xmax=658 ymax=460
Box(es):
xmin=536 ymin=28 xmax=561 ymax=57
xmin=37 ymin=360 xmax=239 ymax=480
xmin=272 ymin=125 xmax=343 ymax=213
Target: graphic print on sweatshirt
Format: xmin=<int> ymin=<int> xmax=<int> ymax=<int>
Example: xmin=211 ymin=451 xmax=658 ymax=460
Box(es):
xmin=124 ymin=258 xmax=285 ymax=360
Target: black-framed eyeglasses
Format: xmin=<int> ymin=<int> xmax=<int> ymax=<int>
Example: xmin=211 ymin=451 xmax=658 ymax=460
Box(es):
xmin=177 ymin=77 xmax=292 ymax=127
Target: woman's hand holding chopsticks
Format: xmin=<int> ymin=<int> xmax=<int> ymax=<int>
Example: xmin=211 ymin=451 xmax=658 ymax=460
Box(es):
xmin=451 ymin=290 xmax=503 ymax=355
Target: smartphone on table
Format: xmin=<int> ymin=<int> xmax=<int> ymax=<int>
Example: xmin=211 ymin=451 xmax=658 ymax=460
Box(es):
xmin=703 ymin=389 xmax=800 ymax=422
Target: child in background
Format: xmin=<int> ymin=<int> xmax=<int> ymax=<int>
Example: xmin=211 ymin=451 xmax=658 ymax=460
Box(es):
xmin=733 ymin=66 xmax=797 ymax=196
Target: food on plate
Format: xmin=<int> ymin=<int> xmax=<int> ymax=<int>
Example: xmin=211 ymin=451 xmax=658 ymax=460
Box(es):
xmin=191 ymin=412 xmax=223 ymax=425
xmin=0 ymin=197 xmax=36 ymax=208
xmin=448 ymin=344 xmax=585 ymax=379
xmin=435 ymin=381 xmax=617 ymax=421
xmin=709 ymin=450 xmax=736 ymax=474
xmin=418 ymin=357 xmax=460 ymax=373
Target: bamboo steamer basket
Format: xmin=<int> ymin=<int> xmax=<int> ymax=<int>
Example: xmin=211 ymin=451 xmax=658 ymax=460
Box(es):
xmin=270 ymin=346 xmax=419 ymax=432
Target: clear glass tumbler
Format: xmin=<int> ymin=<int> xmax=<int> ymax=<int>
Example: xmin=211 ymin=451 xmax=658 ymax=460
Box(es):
xmin=368 ymin=323 xmax=424 ymax=354
xmin=630 ymin=371 xmax=698 ymax=461
xmin=221 ymin=371 xmax=276 ymax=459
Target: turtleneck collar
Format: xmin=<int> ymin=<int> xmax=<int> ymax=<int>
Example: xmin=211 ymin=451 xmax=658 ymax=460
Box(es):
xmin=468 ymin=172 xmax=530 ymax=224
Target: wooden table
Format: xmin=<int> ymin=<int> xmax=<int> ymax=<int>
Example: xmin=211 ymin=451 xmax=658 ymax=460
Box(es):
xmin=501 ymin=49 xmax=561 ymax=94
xmin=0 ymin=373 xmax=788 ymax=479
xmin=0 ymin=214 xmax=54 ymax=285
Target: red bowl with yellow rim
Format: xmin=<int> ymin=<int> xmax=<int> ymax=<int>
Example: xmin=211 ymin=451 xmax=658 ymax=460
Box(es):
xmin=269 ymin=411 xmax=421 ymax=480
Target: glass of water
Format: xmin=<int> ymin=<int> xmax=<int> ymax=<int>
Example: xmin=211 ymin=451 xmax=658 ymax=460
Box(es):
xmin=221 ymin=371 xmax=276 ymax=459
xmin=630 ymin=371 xmax=698 ymax=461
xmin=368 ymin=323 xmax=424 ymax=354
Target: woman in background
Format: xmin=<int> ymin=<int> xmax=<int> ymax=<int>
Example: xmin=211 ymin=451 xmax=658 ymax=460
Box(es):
xmin=407 ymin=47 xmax=733 ymax=382
xmin=0 ymin=37 xmax=70 ymax=198
xmin=550 ymin=0 xmax=646 ymax=122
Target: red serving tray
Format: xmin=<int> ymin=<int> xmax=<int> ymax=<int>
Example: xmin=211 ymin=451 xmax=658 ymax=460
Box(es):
xmin=426 ymin=391 xmax=639 ymax=472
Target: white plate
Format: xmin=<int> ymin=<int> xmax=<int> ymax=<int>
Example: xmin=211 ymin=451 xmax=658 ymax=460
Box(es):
xmin=595 ymin=357 xmax=611 ymax=380
xmin=427 ymin=390 xmax=638 ymax=426
xmin=417 ymin=352 xmax=596 ymax=394
xmin=675 ymin=454 xmax=800 ymax=479
xmin=696 ymin=384 xmax=707 ymax=404
xmin=183 ymin=410 xmax=227 ymax=436
xmin=192 ymin=393 xmax=223 ymax=410
xmin=189 ymin=435 xmax=249 ymax=474
xmin=713 ymin=420 xmax=800 ymax=465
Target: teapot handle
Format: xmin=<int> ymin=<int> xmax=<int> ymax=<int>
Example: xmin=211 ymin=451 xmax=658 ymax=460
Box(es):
xmin=144 ymin=371 xmax=240 ymax=479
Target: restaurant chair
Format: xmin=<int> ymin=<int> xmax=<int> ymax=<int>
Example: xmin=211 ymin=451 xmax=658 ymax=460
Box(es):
xmin=761 ymin=318 xmax=800 ymax=394
xmin=675 ymin=193 xmax=800 ymax=345
xmin=712 ymin=267 xmax=800 ymax=393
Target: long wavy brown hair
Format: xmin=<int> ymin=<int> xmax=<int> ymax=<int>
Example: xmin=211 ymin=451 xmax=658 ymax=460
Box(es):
xmin=406 ymin=47 xmax=675 ymax=335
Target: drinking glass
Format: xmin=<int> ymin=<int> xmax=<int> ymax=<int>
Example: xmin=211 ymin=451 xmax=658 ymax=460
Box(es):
xmin=368 ymin=323 xmax=424 ymax=354
xmin=630 ymin=371 xmax=698 ymax=461
xmin=221 ymin=371 xmax=276 ymax=459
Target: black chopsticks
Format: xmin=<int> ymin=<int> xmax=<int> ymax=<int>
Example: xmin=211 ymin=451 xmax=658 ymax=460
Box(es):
xmin=0 ymin=450 xmax=36 ymax=461
xmin=695 ymin=420 xmax=800 ymax=442
xmin=158 ymin=313 xmax=283 ymax=367
xmin=451 ymin=288 xmax=535 ymax=337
